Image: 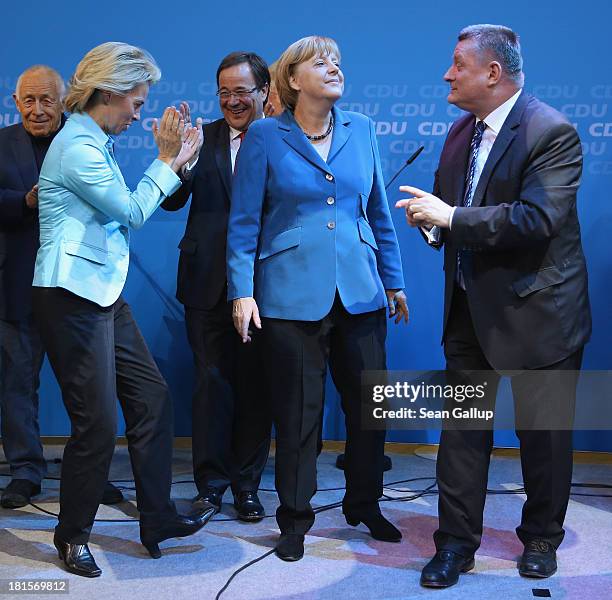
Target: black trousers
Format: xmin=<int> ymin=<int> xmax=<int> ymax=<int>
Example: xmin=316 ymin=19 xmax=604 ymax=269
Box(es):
xmin=32 ymin=288 xmax=176 ymax=544
xmin=186 ymin=295 xmax=270 ymax=496
xmin=435 ymin=286 xmax=582 ymax=556
xmin=0 ymin=315 xmax=46 ymax=484
xmin=262 ymin=295 xmax=387 ymax=535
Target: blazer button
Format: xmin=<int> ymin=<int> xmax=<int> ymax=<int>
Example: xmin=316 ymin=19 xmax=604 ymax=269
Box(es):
xmin=325 ymin=173 xmax=334 ymax=181
xmin=327 ymin=221 xmax=336 ymax=230
xmin=327 ymin=197 xmax=335 ymax=205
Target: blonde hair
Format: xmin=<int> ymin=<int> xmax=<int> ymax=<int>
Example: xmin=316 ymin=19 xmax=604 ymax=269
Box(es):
xmin=268 ymin=59 xmax=279 ymax=82
xmin=15 ymin=65 xmax=65 ymax=99
xmin=64 ymin=42 xmax=161 ymax=113
xmin=275 ymin=36 xmax=341 ymax=112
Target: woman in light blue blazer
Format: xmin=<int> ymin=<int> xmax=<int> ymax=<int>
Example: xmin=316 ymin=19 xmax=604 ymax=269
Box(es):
xmin=227 ymin=36 xmax=409 ymax=561
xmin=31 ymin=43 xmax=212 ymax=577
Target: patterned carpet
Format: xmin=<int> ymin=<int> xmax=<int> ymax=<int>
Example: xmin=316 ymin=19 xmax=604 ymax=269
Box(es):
xmin=1 ymin=444 xmax=610 ymax=600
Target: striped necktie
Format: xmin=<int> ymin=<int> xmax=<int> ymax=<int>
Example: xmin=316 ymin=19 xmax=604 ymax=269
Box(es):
xmin=456 ymin=120 xmax=487 ymax=288
xmin=463 ymin=120 xmax=487 ymax=207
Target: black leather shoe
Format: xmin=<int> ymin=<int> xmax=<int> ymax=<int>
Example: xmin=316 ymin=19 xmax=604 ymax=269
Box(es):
xmin=420 ymin=550 xmax=475 ymax=588
xmin=336 ymin=453 xmax=392 ymax=472
xmin=275 ymin=534 xmax=305 ymax=561
xmin=193 ymin=486 xmax=223 ymax=513
xmin=345 ymin=511 xmax=402 ymax=542
xmin=53 ymin=534 xmax=102 ymax=578
xmin=518 ymin=540 xmax=557 ymax=578
xmin=234 ymin=491 xmax=264 ymax=522
xmin=101 ymin=482 xmax=124 ymax=505
xmin=140 ymin=505 xmax=216 ymax=558
xmin=1 ymin=479 xmax=41 ymax=509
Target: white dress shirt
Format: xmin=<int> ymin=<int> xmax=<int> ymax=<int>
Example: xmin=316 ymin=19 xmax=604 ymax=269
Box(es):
xmin=229 ymin=125 xmax=245 ymax=172
xmin=422 ymin=88 xmax=523 ymax=244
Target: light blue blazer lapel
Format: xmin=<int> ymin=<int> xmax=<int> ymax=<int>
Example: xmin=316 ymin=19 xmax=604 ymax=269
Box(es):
xmin=278 ymin=110 xmax=330 ymax=173
xmin=326 ymin=105 xmax=352 ymax=164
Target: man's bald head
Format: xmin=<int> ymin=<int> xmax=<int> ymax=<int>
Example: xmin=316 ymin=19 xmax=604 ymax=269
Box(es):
xmin=13 ymin=65 xmax=65 ymax=137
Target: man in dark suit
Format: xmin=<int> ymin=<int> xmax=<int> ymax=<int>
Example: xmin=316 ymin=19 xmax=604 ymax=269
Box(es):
xmin=397 ymin=25 xmax=591 ymax=587
xmin=0 ymin=65 xmax=122 ymax=509
xmin=162 ymin=52 xmax=271 ymax=521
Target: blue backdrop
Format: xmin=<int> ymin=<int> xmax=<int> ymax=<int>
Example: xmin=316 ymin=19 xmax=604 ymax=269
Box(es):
xmin=2 ymin=1 xmax=610 ymax=450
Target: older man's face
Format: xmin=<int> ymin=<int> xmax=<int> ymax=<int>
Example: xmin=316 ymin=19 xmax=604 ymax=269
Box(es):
xmin=444 ymin=39 xmax=491 ymax=114
xmin=13 ymin=70 xmax=63 ymax=137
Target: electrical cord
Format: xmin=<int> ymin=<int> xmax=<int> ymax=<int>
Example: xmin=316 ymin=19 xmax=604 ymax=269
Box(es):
xmin=214 ymin=549 xmax=275 ymax=600
xmin=1 ymin=468 xmax=611 ymax=599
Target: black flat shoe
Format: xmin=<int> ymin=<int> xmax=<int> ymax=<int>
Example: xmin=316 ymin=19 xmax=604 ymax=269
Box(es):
xmin=234 ymin=491 xmax=265 ymax=522
xmin=518 ymin=540 xmax=557 ymax=578
xmin=275 ymin=534 xmax=305 ymax=561
xmin=193 ymin=486 xmax=223 ymax=514
xmin=101 ymin=482 xmax=124 ymax=505
xmin=345 ymin=511 xmax=402 ymax=542
xmin=1 ymin=479 xmax=41 ymax=509
xmin=53 ymin=534 xmax=102 ymax=578
xmin=420 ymin=550 xmax=475 ymax=588
xmin=139 ymin=505 xmax=215 ymax=558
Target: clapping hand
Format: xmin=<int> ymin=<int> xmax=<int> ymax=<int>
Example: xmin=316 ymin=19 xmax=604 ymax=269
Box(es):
xmin=173 ymin=123 xmax=202 ymax=171
xmin=152 ymin=107 xmax=185 ymax=171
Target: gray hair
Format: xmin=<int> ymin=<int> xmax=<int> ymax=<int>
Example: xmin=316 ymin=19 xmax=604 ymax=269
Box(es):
xmin=64 ymin=42 xmax=161 ymax=113
xmin=15 ymin=65 xmax=65 ymax=99
xmin=459 ymin=24 xmax=523 ymax=83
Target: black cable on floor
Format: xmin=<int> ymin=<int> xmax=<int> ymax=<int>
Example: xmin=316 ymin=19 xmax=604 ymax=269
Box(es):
xmin=215 ymin=549 xmax=275 ymax=600
xmin=3 ymin=464 xmax=611 ymax=599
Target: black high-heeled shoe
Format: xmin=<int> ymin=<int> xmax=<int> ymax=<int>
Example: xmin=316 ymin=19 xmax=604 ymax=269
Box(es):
xmin=139 ymin=505 xmax=216 ymax=558
xmin=53 ymin=534 xmax=102 ymax=577
xmin=345 ymin=512 xmax=402 ymax=542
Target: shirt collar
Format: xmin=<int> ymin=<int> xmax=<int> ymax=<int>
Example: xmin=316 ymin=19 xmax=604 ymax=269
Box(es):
xmin=481 ymin=89 xmax=522 ymax=135
xmin=229 ymin=125 xmax=244 ymax=141
xmin=69 ymin=111 xmax=113 ymax=148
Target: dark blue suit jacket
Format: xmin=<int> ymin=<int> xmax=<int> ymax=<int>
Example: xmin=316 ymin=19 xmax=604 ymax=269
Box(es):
xmin=227 ymin=107 xmax=405 ymax=321
xmin=433 ymin=92 xmax=591 ymax=369
xmin=0 ymin=123 xmax=40 ymax=320
xmin=162 ymin=118 xmax=232 ymax=310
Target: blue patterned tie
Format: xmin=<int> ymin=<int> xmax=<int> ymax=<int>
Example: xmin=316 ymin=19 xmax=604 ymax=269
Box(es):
xmin=456 ymin=120 xmax=487 ymax=287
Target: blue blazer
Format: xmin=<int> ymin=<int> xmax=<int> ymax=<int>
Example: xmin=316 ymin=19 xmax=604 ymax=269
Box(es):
xmin=227 ymin=106 xmax=404 ymax=321
xmin=0 ymin=123 xmax=41 ymax=319
xmin=33 ymin=113 xmax=181 ymax=307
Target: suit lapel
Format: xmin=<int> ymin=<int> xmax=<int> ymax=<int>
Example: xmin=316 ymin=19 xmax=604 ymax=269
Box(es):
xmin=11 ymin=125 xmax=39 ymax=189
xmin=444 ymin=116 xmax=474 ymax=207
xmin=278 ymin=111 xmax=330 ymax=173
xmin=470 ymin=91 xmax=529 ymax=208
xmin=214 ymin=120 xmax=232 ymax=200
xmin=326 ymin=106 xmax=352 ymax=164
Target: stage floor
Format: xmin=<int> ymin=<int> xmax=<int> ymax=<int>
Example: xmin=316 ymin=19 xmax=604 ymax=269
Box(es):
xmin=1 ymin=443 xmax=611 ymax=600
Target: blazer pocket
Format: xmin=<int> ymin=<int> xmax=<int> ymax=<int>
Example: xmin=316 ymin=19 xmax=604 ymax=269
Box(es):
xmin=359 ymin=193 xmax=369 ymax=220
xmin=258 ymin=227 xmax=301 ymax=260
xmin=178 ymin=237 xmax=198 ymax=255
xmin=64 ymin=240 xmax=108 ymax=265
xmin=357 ymin=217 xmax=378 ymax=250
xmin=512 ymin=266 xmax=565 ymax=298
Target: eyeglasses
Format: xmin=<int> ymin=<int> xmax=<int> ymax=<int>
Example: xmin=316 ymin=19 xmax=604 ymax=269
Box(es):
xmin=216 ymin=86 xmax=259 ymax=100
